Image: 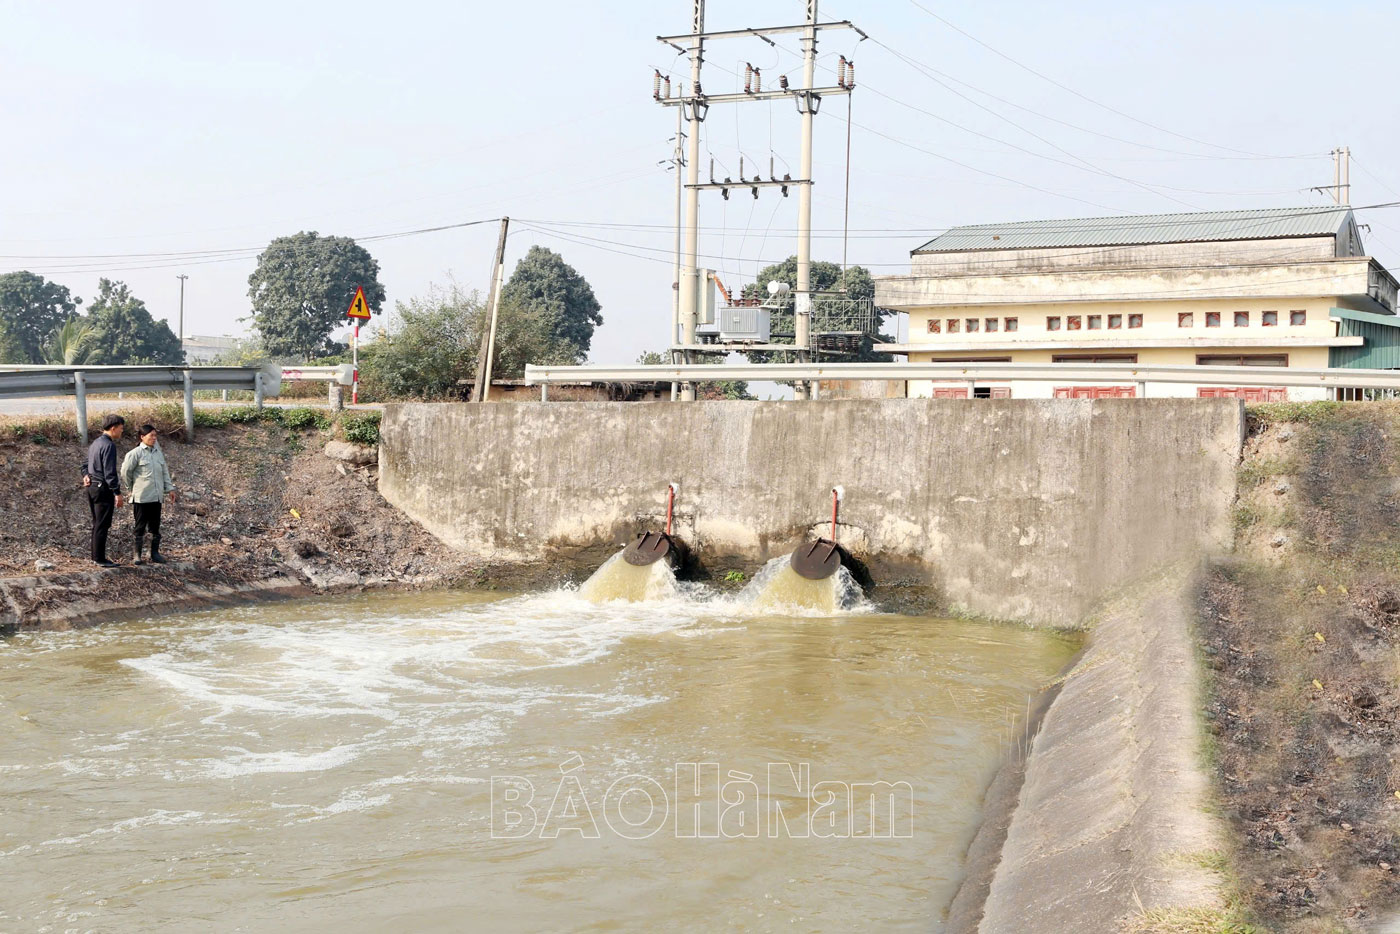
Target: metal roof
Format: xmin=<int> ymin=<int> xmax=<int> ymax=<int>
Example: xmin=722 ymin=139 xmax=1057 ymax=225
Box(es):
xmin=913 ymin=206 xmax=1354 ymax=253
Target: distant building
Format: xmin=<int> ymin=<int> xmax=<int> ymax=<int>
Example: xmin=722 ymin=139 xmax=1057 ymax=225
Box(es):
xmin=182 ymin=334 xmax=241 ymax=364
xmin=874 ymin=206 xmax=1400 ymax=400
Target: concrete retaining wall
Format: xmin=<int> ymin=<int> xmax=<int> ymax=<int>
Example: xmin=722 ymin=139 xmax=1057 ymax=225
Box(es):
xmin=379 ymin=399 xmax=1243 ymax=627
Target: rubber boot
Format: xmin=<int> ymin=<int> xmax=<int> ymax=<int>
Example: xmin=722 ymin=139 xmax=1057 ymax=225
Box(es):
xmin=133 ymin=533 xmax=146 ymax=566
xmin=149 ymin=533 xmax=167 ymax=564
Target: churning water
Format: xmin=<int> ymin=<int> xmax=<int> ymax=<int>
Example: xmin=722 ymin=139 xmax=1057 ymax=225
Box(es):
xmin=0 ymin=586 xmax=1078 ymax=932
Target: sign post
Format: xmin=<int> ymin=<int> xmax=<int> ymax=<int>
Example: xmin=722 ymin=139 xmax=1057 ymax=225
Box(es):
xmin=345 ymin=286 xmax=372 ymax=404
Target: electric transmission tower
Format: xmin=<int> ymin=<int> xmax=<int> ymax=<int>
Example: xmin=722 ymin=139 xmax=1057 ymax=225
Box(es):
xmin=654 ymin=1 xmax=863 ymax=400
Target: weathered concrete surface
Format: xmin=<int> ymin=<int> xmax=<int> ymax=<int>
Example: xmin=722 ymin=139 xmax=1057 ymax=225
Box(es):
xmin=379 ymin=399 xmax=1243 ymax=627
xmin=972 ymin=572 xmax=1226 ymax=932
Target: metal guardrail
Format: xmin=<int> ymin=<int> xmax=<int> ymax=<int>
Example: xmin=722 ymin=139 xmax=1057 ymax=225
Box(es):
xmin=281 ymin=365 xmax=354 ymax=384
xmin=0 ymin=365 xmax=281 ymax=442
xmin=524 ymin=361 xmax=1400 ymax=395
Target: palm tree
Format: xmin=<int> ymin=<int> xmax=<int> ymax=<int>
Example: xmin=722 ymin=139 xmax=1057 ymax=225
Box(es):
xmin=44 ymin=318 xmax=94 ymax=365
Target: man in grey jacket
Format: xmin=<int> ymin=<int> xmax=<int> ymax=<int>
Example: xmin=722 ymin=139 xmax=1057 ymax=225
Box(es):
xmin=82 ymin=414 xmax=125 ymax=567
xmin=120 ymin=424 xmax=177 ymax=565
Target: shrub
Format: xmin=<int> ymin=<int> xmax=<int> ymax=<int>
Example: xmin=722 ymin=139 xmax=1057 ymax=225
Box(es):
xmin=276 ymin=407 xmax=333 ymax=431
xmin=339 ymin=410 xmax=381 ymax=445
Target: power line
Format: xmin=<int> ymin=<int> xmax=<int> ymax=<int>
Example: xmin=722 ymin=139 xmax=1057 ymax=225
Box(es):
xmin=858 ymin=32 xmax=1322 ymax=162
xmin=902 ymin=0 xmax=1297 ymax=160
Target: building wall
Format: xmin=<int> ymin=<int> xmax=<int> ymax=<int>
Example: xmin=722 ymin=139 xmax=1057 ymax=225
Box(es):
xmin=379 ymin=399 xmax=1244 ymax=628
xmin=906 ymin=296 xmax=1339 ymax=349
xmin=877 ymin=257 xmax=1377 ymax=311
xmin=910 ymin=236 xmax=1339 ymax=277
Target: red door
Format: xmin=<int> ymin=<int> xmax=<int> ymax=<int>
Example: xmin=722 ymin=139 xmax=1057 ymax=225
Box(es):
xmin=1053 ymin=386 xmax=1137 ymax=399
xmin=1197 ymin=387 xmax=1286 ymax=401
xmin=932 ymin=387 xmax=969 ymax=399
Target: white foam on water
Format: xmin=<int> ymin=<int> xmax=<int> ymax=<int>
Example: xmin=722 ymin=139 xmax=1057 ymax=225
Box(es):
xmin=205 ymin=744 xmax=364 ymax=778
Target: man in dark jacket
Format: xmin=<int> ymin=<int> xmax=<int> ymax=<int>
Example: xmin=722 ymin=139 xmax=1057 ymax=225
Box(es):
xmin=82 ymin=414 xmax=126 ymax=567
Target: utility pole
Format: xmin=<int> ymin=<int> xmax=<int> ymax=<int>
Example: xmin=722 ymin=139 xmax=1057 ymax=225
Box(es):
xmin=654 ymin=1 xmax=860 ymax=401
xmin=1341 ymin=145 xmax=1351 ymax=205
xmin=678 ymin=0 xmax=706 ymax=402
xmin=176 ymin=274 xmax=188 ymax=344
xmin=1316 ymin=147 xmax=1353 ymax=205
xmin=671 ymin=105 xmax=685 ymax=402
xmin=471 ymin=217 xmax=510 ymax=403
xmin=793 ymin=0 xmax=819 ymax=401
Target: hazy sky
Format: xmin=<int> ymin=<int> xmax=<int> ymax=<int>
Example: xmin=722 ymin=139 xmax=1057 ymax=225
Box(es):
xmin=2 ymin=0 xmax=1397 ymax=369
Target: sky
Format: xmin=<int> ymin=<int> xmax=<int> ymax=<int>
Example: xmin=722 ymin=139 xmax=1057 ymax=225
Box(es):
xmin=2 ymin=0 xmax=1398 ymax=377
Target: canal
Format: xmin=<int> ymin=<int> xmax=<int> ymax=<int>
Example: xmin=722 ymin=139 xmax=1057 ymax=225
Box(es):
xmin=0 ymin=586 xmax=1078 ymax=931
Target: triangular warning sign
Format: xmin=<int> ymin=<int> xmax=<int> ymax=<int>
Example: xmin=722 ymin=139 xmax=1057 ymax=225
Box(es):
xmin=346 ymin=286 xmax=371 ymax=320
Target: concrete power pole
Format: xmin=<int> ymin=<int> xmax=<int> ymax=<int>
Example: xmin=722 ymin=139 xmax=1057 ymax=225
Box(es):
xmin=678 ymin=0 xmax=706 ymax=403
xmin=1341 ymin=145 xmax=1351 ymax=205
xmin=176 ymin=274 xmax=188 ymax=344
xmin=471 ymin=217 xmax=510 ymax=403
xmin=792 ymin=0 xmax=819 ymax=401
xmin=671 ymin=103 xmax=686 ymax=402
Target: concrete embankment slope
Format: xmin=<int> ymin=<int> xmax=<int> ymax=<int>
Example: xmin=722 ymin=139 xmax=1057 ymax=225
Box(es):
xmin=960 ymin=573 xmax=1228 ymax=932
xmin=380 ymin=399 xmax=1244 ymax=627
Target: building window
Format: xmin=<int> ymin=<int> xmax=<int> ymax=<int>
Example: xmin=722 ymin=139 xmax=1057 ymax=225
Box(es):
xmin=1196 ymin=354 xmax=1289 ymax=367
xmin=1128 ymin=314 xmax=1143 ymax=328
xmin=1108 ymin=314 xmax=1122 ymax=329
xmin=1290 ymin=310 xmax=1306 ymax=326
xmin=1047 ymin=316 xmax=1061 ymax=331
xmin=1067 ymin=315 xmax=1082 ymax=330
xmin=1206 ymin=312 xmax=1221 ymax=328
xmin=966 ymin=318 xmax=979 ymax=333
xmin=1088 ymin=315 xmax=1102 ymax=329
xmin=1052 ymin=354 xmax=1140 ymax=363
xmin=985 ymin=318 xmax=999 ymax=332
xmin=1178 ymin=312 xmax=1193 ymax=328
xmin=947 ymin=319 xmax=960 ymax=333
xmin=1234 ymin=311 xmax=1249 ymax=327
xmin=1262 ymin=310 xmax=1278 ymax=326
xmin=927 ymin=318 xmax=941 ymax=334
xmin=1005 ymin=317 xmax=1018 ymax=332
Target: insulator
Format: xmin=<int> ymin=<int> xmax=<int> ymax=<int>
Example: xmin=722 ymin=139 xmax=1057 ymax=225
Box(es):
xmin=739 ymin=156 xmax=745 ymax=178
xmin=694 ymin=80 xmax=702 ymax=96
xmin=744 ymin=63 xmax=753 ymax=94
xmin=751 ymin=186 xmax=759 ymax=200
xmin=779 ymin=74 xmax=789 ymax=90
xmin=837 ymin=56 xmax=846 ymax=87
xmin=664 ymin=76 xmax=672 ymax=98
xmin=709 ymin=158 xmax=715 ymax=183
xmin=847 ymin=60 xmax=855 ymax=89
xmin=754 ymin=67 xmax=761 ymax=93
xmin=654 ymin=70 xmax=663 ymax=99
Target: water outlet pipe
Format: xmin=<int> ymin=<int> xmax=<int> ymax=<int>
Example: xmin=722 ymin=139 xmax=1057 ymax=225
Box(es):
xmin=791 ymin=486 xmax=849 ymax=581
xmin=623 ymin=482 xmax=687 ymax=569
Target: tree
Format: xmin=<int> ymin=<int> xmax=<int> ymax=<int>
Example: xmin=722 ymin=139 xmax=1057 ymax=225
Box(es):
xmin=84 ymin=279 xmax=184 ymax=365
xmin=738 ymin=257 xmax=892 ymax=362
xmin=356 ymin=280 xmax=576 ymax=401
xmin=635 ymin=349 xmax=755 ymax=400
xmin=0 ymin=271 xmax=79 ymax=364
xmin=43 ymin=318 xmax=94 ymax=364
xmin=499 ymin=246 xmax=602 ymax=360
xmin=247 ymin=231 xmax=385 ymax=360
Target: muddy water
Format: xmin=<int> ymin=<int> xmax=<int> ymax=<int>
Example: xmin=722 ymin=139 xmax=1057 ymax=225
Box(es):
xmin=0 ymin=588 xmax=1078 ymax=932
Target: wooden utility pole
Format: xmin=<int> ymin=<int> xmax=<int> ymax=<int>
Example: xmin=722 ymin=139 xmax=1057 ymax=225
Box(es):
xmin=472 ymin=217 xmax=510 ymax=403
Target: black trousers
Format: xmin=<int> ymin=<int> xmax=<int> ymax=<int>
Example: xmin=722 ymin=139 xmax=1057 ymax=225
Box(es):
xmin=87 ymin=486 xmax=115 ymax=562
xmin=133 ymin=502 xmax=162 ymax=551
